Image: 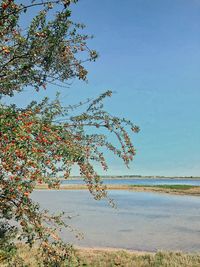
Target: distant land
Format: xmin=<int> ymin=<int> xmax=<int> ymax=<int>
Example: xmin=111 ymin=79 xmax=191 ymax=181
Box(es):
xmin=58 ymin=175 xmax=200 ymax=180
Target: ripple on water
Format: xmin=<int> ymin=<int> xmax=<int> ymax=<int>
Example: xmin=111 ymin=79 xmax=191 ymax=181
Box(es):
xmin=32 ymin=190 xmax=200 ymax=252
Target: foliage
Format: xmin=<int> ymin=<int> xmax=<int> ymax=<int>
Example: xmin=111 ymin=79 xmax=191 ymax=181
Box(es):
xmin=0 ymin=222 xmax=18 ymax=264
xmin=0 ymin=0 xmax=97 ymax=96
xmin=0 ymin=0 xmax=139 ymax=265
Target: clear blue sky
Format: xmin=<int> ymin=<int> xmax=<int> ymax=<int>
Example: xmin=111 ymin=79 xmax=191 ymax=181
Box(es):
xmin=3 ymin=0 xmax=200 ymax=176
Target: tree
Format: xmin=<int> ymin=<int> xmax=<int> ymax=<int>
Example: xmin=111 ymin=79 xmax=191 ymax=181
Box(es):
xmin=0 ymin=1 xmax=139 ymax=265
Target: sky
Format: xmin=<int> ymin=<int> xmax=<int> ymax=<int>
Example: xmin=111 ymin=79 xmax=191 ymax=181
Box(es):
xmin=3 ymin=0 xmax=200 ymax=176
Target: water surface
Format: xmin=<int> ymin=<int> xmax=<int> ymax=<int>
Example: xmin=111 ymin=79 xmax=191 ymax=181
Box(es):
xmin=32 ymin=190 xmax=200 ymax=252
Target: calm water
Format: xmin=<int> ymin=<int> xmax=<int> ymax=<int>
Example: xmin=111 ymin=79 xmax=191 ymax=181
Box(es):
xmin=32 ymin=190 xmax=200 ymax=252
xmin=61 ymin=178 xmax=200 ymax=186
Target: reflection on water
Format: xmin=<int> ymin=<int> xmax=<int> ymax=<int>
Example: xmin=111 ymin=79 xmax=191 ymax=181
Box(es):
xmin=32 ymin=190 xmax=200 ymax=252
xmin=61 ymin=178 xmax=200 ymax=186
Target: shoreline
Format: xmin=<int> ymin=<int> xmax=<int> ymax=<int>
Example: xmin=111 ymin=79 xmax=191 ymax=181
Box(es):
xmin=60 ymin=176 xmax=200 ymax=180
xmin=75 ymin=246 xmax=155 ymax=255
xmin=34 ymin=184 xmax=200 ymax=196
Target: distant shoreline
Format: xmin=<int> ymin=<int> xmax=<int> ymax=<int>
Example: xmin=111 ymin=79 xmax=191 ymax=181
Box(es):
xmin=35 ymin=184 xmax=200 ymax=196
xmin=59 ymin=176 xmax=200 ymax=180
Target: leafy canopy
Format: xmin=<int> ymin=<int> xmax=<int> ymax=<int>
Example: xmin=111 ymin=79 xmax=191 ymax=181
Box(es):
xmin=0 ymin=0 xmax=97 ymax=95
xmin=0 ymin=1 xmax=139 ymax=266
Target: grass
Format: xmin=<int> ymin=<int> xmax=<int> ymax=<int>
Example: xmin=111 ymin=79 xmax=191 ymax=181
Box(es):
xmin=2 ymin=245 xmax=200 ymax=267
xmin=130 ymin=184 xmax=196 ymax=189
xmin=76 ymin=250 xmax=200 ymax=267
xmin=128 ymin=184 xmax=200 ymax=196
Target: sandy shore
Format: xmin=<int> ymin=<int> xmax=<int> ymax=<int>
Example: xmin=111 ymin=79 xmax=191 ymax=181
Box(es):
xmin=35 ymin=184 xmax=200 ymax=196
xmin=75 ymin=246 xmax=154 ymax=255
